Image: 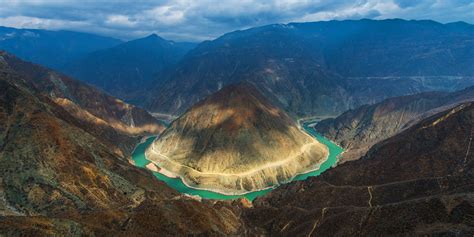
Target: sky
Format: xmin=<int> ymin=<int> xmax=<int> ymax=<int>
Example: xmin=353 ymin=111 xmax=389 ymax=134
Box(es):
xmin=0 ymin=0 xmax=473 ymax=42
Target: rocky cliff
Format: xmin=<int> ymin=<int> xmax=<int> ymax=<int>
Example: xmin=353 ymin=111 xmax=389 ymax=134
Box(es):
xmin=146 ymin=83 xmax=328 ymax=194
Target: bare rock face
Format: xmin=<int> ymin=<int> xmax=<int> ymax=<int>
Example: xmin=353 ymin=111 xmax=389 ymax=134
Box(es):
xmin=146 ymin=83 xmax=328 ymax=194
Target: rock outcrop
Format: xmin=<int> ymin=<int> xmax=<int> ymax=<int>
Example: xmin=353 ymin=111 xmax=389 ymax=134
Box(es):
xmin=146 ymin=83 xmax=328 ymax=194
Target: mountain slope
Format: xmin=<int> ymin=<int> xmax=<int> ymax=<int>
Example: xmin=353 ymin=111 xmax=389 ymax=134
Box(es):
xmin=0 ymin=51 xmax=164 ymax=155
xmin=0 ymin=26 xmax=121 ymax=69
xmin=0 ymin=53 xmax=243 ymax=236
xmin=244 ymin=102 xmax=474 ymax=236
xmin=63 ymin=34 xmax=195 ymax=102
xmin=146 ymin=83 xmax=328 ymax=194
xmin=147 ymin=19 xmax=474 ymax=116
xmin=315 ymin=86 xmax=474 ymax=161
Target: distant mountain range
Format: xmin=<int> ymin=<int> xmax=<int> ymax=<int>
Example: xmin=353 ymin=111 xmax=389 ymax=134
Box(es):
xmin=147 ymin=19 xmax=474 ymax=116
xmin=0 ymin=26 xmax=122 ymax=69
xmin=62 ymin=34 xmax=196 ymax=102
xmin=2 ymin=20 xmax=473 ymax=116
xmin=0 ymin=27 xmax=196 ymax=104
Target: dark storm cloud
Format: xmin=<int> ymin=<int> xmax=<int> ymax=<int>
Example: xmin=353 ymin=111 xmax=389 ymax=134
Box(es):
xmin=0 ymin=0 xmax=472 ymax=42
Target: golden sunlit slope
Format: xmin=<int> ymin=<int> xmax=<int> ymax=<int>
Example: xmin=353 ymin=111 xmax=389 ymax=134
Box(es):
xmin=146 ymin=82 xmax=328 ymax=194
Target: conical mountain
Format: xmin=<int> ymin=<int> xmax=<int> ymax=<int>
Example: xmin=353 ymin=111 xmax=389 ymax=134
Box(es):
xmin=146 ymin=82 xmax=328 ymax=194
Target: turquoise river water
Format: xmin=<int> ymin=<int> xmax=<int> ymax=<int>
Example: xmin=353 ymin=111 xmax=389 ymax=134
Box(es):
xmin=131 ymin=122 xmax=343 ymax=201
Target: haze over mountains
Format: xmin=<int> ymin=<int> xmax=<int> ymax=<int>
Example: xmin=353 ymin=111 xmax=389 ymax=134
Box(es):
xmin=148 ymin=19 xmax=474 ymax=116
xmin=63 ymin=34 xmax=195 ymax=102
xmin=1 ymin=19 xmax=473 ymax=117
xmin=0 ymin=26 xmax=121 ymax=69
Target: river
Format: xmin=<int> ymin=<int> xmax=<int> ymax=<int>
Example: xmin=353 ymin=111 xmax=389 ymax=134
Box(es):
xmin=131 ymin=121 xmax=343 ymax=201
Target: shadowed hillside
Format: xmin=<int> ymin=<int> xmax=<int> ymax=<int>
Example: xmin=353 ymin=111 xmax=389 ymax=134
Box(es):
xmin=63 ymin=34 xmax=195 ymax=102
xmin=244 ymin=102 xmax=474 ymax=236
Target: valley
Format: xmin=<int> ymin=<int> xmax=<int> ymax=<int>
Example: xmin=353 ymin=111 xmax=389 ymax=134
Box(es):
xmin=0 ymin=14 xmax=473 ymax=236
xmin=315 ymin=86 xmax=474 ymax=162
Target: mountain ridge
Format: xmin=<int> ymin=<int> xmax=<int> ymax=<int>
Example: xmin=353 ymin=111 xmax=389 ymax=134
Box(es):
xmin=147 ymin=19 xmax=474 ymax=116
xmin=63 ymin=34 xmax=196 ymax=102
xmin=0 ymin=26 xmax=121 ymax=69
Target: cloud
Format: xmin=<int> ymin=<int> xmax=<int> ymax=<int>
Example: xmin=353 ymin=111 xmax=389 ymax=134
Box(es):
xmin=105 ymin=15 xmax=137 ymax=28
xmin=0 ymin=0 xmax=472 ymax=42
xmin=394 ymin=0 xmax=425 ymax=9
xmin=0 ymin=15 xmax=89 ymax=29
